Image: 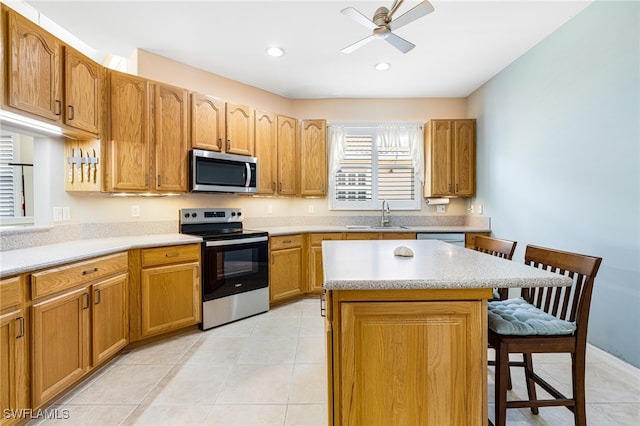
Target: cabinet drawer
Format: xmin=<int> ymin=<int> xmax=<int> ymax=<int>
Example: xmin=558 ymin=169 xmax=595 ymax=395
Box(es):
xmin=31 ymin=252 xmax=128 ymax=299
xmin=0 ymin=276 xmax=21 ymax=310
xmin=141 ymin=244 xmax=200 ymax=267
xmin=310 ymin=233 xmax=343 ymax=246
xmin=270 ymin=235 xmax=303 ymax=250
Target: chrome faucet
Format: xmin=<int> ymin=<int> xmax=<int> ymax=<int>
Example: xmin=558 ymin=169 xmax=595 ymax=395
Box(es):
xmin=380 ymin=200 xmax=391 ymax=227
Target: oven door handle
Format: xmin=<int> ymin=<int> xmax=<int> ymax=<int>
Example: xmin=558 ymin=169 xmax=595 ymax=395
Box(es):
xmin=205 ymin=236 xmax=268 ymax=247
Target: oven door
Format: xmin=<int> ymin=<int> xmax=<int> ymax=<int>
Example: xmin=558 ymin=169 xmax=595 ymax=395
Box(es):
xmin=202 ymin=236 xmax=268 ymax=301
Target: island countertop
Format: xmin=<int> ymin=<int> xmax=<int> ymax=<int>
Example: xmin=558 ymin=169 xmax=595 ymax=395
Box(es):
xmin=322 ymin=239 xmax=571 ymax=290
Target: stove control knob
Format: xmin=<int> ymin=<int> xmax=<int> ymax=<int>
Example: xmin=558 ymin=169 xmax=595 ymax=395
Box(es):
xmin=184 ymin=213 xmax=189 ymax=218
xmin=237 ymin=212 xmax=242 ymax=217
xmin=192 ymin=213 xmax=197 ymax=218
xmin=231 ymin=212 xmax=236 ymax=217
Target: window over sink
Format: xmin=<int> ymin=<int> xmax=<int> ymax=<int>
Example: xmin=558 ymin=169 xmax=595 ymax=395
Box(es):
xmin=328 ymin=123 xmax=423 ymax=211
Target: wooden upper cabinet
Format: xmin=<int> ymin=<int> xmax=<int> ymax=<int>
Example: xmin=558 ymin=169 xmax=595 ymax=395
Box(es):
xmin=452 ymin=119 xmax=476 ymax=196
xmin=299 ymin=119 xmax=327 ymax=197
xmin=190 ymin=92 xmax=225 ymax=152
xmin=64 ymin=47 xmax=102 ymax=135
xmin=153 ymin=83 xmax=189 ymax=192
xmin=106 ymin=70 xmax=151 ymax=192
xmin=276 ymin=115 xmax=298 ymax=196
xmin=424 ymin=119 xmax=476 ymax=197
xmin=254 ymin=110 xmax=277 ymax=194
xmin=225 ymin=103 xmax=254 ymax=156
xmin=6 ymin=8 xmax=62 ymax=122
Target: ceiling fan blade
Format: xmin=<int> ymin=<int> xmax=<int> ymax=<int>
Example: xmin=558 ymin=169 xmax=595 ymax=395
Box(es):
xmin=388 ymin=0 xmax=434 ymax=31
xmin=385 ymin=32 xmax=415 ymax=54
xmin=341 ymin=7 xmax=378 ymax=30
xmin=341 ymin=35 xmax=375 ymax=53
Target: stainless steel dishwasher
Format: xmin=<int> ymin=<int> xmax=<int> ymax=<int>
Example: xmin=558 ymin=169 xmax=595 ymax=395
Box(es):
xmin=416 ymin=232 xmax=466 ymax=247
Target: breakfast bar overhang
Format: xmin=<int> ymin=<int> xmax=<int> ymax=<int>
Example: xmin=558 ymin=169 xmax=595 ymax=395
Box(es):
xmin=322 ymin=239 xmax=571 ymax=426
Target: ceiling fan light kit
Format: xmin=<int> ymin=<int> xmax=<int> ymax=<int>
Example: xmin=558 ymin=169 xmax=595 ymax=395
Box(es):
xmin=341 ymin=0 xmax=434 ymax=54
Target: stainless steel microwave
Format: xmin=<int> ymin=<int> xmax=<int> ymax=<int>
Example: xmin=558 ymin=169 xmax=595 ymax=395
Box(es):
xmin=189 ymin=149 xmax=258 ymax=193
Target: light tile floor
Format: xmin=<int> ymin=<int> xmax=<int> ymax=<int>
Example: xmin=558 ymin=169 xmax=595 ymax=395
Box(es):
xmin=31 ymin=298 xmax=639 ymax=425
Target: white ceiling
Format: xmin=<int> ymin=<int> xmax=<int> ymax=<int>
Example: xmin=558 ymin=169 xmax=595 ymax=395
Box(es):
xmin=21 ymin=0 xmax=592 ymax=99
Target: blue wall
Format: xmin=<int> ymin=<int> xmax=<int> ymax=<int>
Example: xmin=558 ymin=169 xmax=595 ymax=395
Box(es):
xmin=467 ymin=0 xmax=640 ymax=366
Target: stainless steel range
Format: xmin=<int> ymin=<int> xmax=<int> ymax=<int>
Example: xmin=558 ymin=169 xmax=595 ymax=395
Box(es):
xmin=180 ymin=208 xmax=269 ymax=330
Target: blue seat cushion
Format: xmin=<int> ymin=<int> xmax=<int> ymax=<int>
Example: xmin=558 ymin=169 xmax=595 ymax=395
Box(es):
xmin=488 ymin=297 xmax=576 ymax=336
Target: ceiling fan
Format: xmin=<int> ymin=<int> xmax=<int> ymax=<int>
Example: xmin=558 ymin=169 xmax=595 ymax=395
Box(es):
xmin=340 ymin=0 xmax=434 ymax=54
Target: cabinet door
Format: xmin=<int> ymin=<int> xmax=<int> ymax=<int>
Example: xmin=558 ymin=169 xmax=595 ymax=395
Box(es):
xmin=31 ymin=288 xmax=90 ymax=407
xmin=191 ymin=92 xmax=225 ymax=152
xmin=1 ymin=309 xmax=26 ymax=426
xmin=453 ymin=119 xmax=476 ymax=196
xmin=226 ymin=103 xmax=254 ymax=156
xmin=154 ymin=83 xmax=189 ymax=192
xmin=7 ymin=9 xmax=62 ymax=122
xmin=276 ymin=115 xmax=298 ymax=195
xmin=140 ymin=262 xmax=200 ymax=337
xmin=428 ymin=120 xmax=453 ymax=196
xmin=337 ymin=301 xmax=485 ymax=425
xmin=107 ymin=71 xmax=151 ymax=191
xmin=309 ymin=233 xmax=343 ymax=294
xmin=344 ymin=232 xmax=380 ymax=240
xmin=64 ymin=47 xmax=102 ymax=134
xmin=270 ymin=247 xmax=302 ymax=302
xmin=300 ymin=119 xmax=327 ymax=196
xmin=254 ymin=110 xmax=277 ymax=194
xmin=92 ymin=273 xmax=128 ymax=366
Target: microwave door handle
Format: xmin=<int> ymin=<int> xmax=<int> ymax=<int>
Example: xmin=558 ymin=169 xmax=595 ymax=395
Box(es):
xmin=245 ymin=162 xmax=251 ymax=187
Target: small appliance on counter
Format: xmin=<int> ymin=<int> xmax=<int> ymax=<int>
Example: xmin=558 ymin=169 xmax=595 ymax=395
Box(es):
xmin=180 ymin=208 xmax=269 ymax=330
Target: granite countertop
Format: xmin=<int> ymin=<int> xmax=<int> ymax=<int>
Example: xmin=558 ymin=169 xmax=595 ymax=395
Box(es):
xmin=0 ymin=234 xmax=202 ymax=277
xmin=322 ymin=239 xmax=572 ymax=290
xmin=255 ymin=224 xmax=491 ymax=236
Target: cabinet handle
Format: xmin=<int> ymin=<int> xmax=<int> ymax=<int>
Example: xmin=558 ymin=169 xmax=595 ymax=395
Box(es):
xmin=456 ymin=183 xmax=459 ymax=192
xmin=95 ymin=288 xmax=101 ymax=305
xmin=320 ymin=290 xmax=326 ymax=318
xmin=55 ymin=100 xmax=62 ymax=116
xmin=16 ymin=317 xmax=25 ymax=339
xmin=68 ymin=105 xmax=75 ymax=120
xmin=226 ymin=139 xmax=231 ymax=151
xmin=279 ymin=182 xmax=282 ymax=192
xmin=448 ymin=183 xmax=452 ymax=193
xmin=283 ymin=240 xmax=292 ymax=244
xmin=145 ymin=174 xmax=150 ymax=186
xmin=82 ymin=267 xmax=99 ymax=275
xmin=157 ymin=175 xmax=162 ymax=187
xmin=272 ymin=182 xmax=276 ymax=191
xmin=322 ymin=183 xmax=325 ymax=192
xmin=217 ymin=138 xmax=222 ymax=150
xmin=165 ymin=252 xmax=180 ymax=258
xmin=271 ymin=254 xmax=275 ymax=264
xmin=82 ymin=293 xmax=90 ymax=310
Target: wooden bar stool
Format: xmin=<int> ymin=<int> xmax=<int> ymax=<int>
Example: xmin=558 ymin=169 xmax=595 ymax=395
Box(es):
xmin=487 ymin=245 xmax=602 ymax=426
xmin=473 ymin=235 xmax=517 ymax=300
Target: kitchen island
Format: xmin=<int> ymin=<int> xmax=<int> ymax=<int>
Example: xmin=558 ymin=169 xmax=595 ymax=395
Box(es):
xmin=322 ymin=239 xmax=571 ymax=426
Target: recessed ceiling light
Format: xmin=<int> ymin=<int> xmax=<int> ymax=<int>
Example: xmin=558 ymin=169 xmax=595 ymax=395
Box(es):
xmin=375 ymin=62 xmax=391 ymax=71
xmin=266 ymin=47 xmax=284 ymax=57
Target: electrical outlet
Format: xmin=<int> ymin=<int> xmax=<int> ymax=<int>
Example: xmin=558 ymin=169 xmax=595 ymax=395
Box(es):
xmin=53 ymin=207 xmax=63 ymax=222
xmin=308 ymin=205 xmax=314 ymax=214
xmin=469 ymin=204 xmax=474 ymax=214
xmin=62 ymin=207 xmax=70 ymax=221
xmin=131 ymin=205 xmax=140 ymax=217
xmin=436 ymin=205 xmax=446 ymax=213
xmin=478 ymin=204 xmax=484 ymax=215
xmin=267 ymin=205 xmax=273 ymax=215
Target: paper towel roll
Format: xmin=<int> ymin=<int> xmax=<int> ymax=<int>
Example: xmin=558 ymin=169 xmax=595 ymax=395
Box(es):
xmin=425 ymin=198 xmax=450 ymax=205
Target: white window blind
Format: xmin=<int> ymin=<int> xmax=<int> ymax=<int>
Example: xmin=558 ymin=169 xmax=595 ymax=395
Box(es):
xmin=330 ymin=124 xmax=422 ymax=210
xmin=335 ymin=135 xmax=373 ymax=202
xmin=0 ymin=134 xmax=15 ymax=217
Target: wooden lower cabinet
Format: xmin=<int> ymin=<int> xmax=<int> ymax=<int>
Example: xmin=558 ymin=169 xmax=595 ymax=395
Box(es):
xmin=1 ymin=276 xmax=28 ymax=426
xmin=29 ymin=253 xmax=128 ymax=408
xmin=270 ymin=235 xmax=303 ymax=302
xmin=91 ymin=273 xmax=128 ymax=366
xmin=308 ymin=233 xmax=343 ymax=294
xmin=31 ymin=287 xmax=89 ymax=408
xmin=326 ymin=289 xmax=487 ymax=426
xmin=138 ymin=244 xmax=201 ymax=338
